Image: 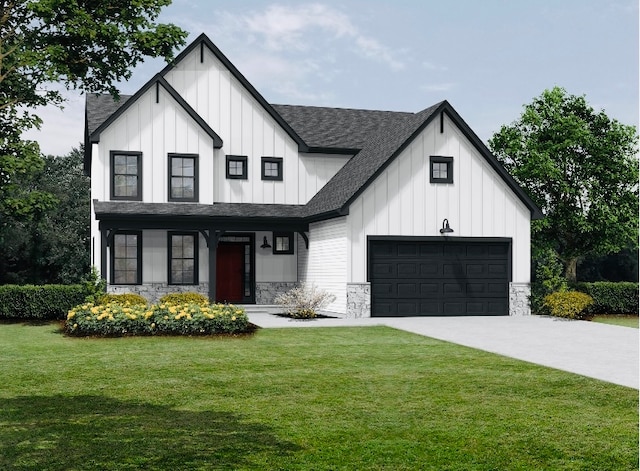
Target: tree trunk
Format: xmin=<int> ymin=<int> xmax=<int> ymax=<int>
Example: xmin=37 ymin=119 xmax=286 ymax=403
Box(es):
xmin=564 ymin=257 xmax=578 ymax=283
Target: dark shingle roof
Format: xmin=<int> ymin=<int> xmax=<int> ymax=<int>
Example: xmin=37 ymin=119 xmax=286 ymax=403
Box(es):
xmin=86 ymin=93 xmax=130 ymax=137
xmin=94 ymin=201 xmax=307 ymax=219
xmin=272 ymin=104 xmax=415 ymax=151
xmin=304 ymin=103 xmax=443 ymax=217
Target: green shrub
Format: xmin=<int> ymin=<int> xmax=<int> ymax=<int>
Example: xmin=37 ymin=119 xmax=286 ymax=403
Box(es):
xmin=543 ymin=291 xmax=594 ymax=319
xmin=159 ymin=292 xmax=209 ymax=305
xmin=82 ymin=266 xmax=107 ymax=303
xmin=573 ymin=282 xmax=639 ymax=315
xmin=97 ymin=293 xmax=148 ymax=306
xmin=65 ymin=302 xmax=250 ymax=337
xmin=0 ymin=284 xmax=88 ymax=320
xmin=531 ymin=248 xmax=568 ymax=314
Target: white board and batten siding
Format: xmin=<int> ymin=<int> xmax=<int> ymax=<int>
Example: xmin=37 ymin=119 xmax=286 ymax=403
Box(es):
xmin=164 ymin=46 xmax=349 ymax=205
xmin=299 ymin=217 xmax=348 ymax=314
xmin=91 ymin=84 xmax=215 ymax=205
xmin=347 ymin=114 xmax=531 ymax=285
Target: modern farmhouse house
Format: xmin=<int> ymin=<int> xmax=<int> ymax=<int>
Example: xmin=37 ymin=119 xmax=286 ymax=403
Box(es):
xmin=85 ymin=33 xmax=542 ymax=317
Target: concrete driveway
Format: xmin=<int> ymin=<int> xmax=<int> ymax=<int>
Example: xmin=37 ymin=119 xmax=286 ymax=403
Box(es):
xmin=247 ymin=311 xmax=639 ymax=389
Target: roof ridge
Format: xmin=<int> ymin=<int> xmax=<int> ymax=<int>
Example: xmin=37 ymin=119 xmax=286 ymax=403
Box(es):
xmin=273 ymin=103 xmax=416 ymax=115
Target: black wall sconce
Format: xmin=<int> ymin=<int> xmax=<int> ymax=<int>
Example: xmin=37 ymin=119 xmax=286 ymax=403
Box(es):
xmin=440 ymin=218 xmax=454 ymax=235
xmin=260 ymin=236 xmax=272 ymax=249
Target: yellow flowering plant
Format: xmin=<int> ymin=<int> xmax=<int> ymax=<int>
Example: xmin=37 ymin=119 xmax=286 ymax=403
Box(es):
xmin=65 ymin=299 xmax=249 ymax=337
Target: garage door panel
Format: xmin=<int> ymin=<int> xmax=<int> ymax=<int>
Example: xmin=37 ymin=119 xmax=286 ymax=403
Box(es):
xmin=489 ymin=244 xmax=509 ymax=256
xmin=397 ymin=283 xmax=417 ymax=296
xmin=488 ymin=283 xmax=508 ymax=295
xmin=444 ymin=245 xmax=466 ymax=257
xmin=372 ymin=282 xmax=394 ymax=296
xmin=420 ymin=263 xmax=439 ymax=275
xmin=397 ymin=263 xmax=418 ymax=276
xmin=420 ymin=283 xmax=439 ymax=296
xmin=466 ymin=283 xmax=486 ymax=295
xmin=372 ymin=263 xmax=395 ymax=276
xmin=397 ymin=243 xmax=419 ymax=257
xmin=370 ymin=239 xmax=510 ymax=317
xmin=488 ymin=264 xmax=507 ymax=275
xmin=487 ymin=301 xmax=509 ymax=315
xmin=466 ymin=263 xmax=485 ymax=276
xmin=466 ymin=302 xmax=486 ymax=314
xmin=371 ymin=242 xmax=394 ymax=257
xmin=443 ymin=302 xmax=466 ymax=315
xmin=443 ymin=282 xmax=464 ymax=295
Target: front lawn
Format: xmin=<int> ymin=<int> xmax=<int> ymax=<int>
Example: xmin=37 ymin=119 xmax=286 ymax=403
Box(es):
xmin=591 ymin=314 xmax=639 ymax=328
xmin=0 ymin=322 xmax=637 ymax=470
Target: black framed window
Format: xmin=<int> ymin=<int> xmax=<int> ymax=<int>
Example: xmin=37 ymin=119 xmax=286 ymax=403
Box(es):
xmin=273 ymin=232 xmax=294 ymax=254
xmin=430 ymin=156 xmax=454 ymax=184
xmin=112 ymin=231 xmax=142 ymax=285
xmin=261 ymin=157 xmax=283 ymax=181
xmin=169 ymin=153 xmax=198 ymax=201
xmin=169 ymin=232 xmax=198 ymax=285
xmin=111 ymin=151 xmax=142 ymax=200
xmin=226 ymin=155 xmax=248 ymax=179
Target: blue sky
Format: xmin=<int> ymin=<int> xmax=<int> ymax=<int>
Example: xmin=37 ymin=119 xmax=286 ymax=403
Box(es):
xmin=26 ymin=0 xmax=638 ymax=156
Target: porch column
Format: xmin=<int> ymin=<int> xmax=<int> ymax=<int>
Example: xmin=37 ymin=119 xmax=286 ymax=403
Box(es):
xmin=208 ymin=229 xmax=223 ymax=302
xmin=100 ymin=228 xmax=108 ymax=282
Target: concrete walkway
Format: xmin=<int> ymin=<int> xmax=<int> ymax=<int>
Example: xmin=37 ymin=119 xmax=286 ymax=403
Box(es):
xmin=246 ymin=310 xmax=639 ymax=389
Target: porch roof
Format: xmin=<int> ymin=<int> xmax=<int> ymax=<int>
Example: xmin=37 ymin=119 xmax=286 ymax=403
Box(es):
xmin=94 ymin=200 xmax=309 ymax=232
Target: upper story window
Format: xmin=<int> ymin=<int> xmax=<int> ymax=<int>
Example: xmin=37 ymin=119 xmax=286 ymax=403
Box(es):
xmin=226 ymin=155 xmax=248 ymax=180
xmin=168 ymin=232 xmax=198 ymax=285
xmin=261 ymin=157 xmax=283 ymax=181
xmin=112 ymin=231 xmax=142 ymax=285
xmin=169 ymin=153 xmax=198 ymax=202
xmin=430 ymin=156 xmax=454 ymax=184
xmin=111 ymin=151 xmax=142 ymax=200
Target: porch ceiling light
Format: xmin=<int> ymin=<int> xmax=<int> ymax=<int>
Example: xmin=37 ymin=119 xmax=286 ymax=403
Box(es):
xmin=261 ymin=236 xmax=272 ymax=249
xmin=439 ymin=218 xmax=454 ymax=235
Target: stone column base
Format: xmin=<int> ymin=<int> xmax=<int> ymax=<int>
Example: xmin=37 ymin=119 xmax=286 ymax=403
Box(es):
xmin=509 ymin=283 xmax=531 ymax=316
xmin=347 ymin=283 xmax=370 ymax=318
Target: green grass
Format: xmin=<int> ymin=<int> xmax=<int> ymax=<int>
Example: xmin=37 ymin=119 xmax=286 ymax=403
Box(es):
xmin=0 ymin=322 xmax=637 ymax=470
xmin=591 ymin=315 xmax=639 ymax=328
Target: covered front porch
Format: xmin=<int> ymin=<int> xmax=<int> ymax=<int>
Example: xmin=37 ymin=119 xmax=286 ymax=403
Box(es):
xmin=93 ymin=201 xmax=309 ymax=304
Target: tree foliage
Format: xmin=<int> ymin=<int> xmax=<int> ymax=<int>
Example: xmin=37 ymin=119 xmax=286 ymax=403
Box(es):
xmin=0 ymin=147 xmax=90 ymax=284
xmin=0 ymin=0 xmax=187 ymax=219
xmin=489 ymin=87 xmax=639 ymax=282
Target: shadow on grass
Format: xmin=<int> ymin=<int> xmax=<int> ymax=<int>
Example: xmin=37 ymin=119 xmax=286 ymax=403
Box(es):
xmin=0 ymin=395 xmax=301 ymax=470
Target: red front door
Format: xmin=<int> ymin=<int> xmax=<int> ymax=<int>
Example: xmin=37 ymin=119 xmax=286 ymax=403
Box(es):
xmin=216 ymin=243 xmax=245 ymax=303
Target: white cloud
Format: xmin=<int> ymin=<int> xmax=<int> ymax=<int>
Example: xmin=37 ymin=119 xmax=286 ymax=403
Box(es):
xmin=421 ymin=83 xmax=456 ymax=93
xmin=225 ymin=3 xmax=405 ymax=71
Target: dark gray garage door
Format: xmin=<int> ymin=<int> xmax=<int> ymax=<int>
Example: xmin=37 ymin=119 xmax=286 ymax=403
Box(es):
xmin=369 ymin=238 xmax=511 ymax=317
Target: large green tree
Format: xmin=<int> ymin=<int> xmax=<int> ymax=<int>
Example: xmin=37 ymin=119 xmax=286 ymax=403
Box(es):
xmin=0 ymin=147 xmax=90 ymax=284
xmin=0 ymin=0 xmax=187 ymax=219
xmin=489 ymin=87 xmax=639 ymax=282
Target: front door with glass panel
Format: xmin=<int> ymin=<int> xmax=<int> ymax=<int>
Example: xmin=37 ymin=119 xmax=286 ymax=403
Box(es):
xmin=216 ymin=236 xmax=254 ymax=303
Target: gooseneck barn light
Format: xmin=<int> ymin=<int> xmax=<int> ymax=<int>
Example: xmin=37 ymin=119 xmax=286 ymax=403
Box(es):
xmin=439 ymin=219 xmax=454 ymax=235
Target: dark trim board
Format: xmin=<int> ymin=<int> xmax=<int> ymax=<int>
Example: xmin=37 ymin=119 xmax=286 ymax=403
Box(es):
xmin=368 ymin=236 xmax=512 ymax=317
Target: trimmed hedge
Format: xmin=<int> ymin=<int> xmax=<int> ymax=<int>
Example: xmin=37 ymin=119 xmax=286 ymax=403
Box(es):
xmin=573 ymin=282 xmax=639 ymax=315
xmin=0 ymin=284 xmax=88 ymax=320
xmin=97 ymin=293 xmax=148 ymax=306
xmin=159 ymin=292 xmax=209 ymax=305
